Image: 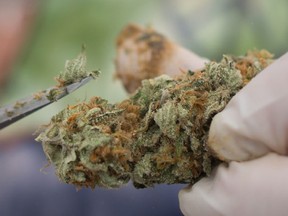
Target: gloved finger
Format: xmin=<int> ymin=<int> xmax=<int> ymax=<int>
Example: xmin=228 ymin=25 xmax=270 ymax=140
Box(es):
xmin=179 ymin=153 xmax=288 ymax=216
xmin=208 ymin=52 xmax=288 ymax=161
xmin=115 ymin=24 xmax=208 ymax=93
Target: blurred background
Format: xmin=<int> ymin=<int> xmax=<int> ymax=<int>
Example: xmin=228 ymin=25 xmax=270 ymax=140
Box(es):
xmin=0 ymin=0 xmax=287 ymax=215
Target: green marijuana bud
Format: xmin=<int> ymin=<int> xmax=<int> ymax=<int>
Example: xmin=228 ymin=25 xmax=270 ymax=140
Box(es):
xmin=36 ymin=50 xmax=273 ymax=189
xmin=55 ymin=45 xmax=99 ymax=87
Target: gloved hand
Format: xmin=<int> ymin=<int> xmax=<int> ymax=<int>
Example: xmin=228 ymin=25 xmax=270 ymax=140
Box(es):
xmin=179 ymin=52 xmax=288 ymax=216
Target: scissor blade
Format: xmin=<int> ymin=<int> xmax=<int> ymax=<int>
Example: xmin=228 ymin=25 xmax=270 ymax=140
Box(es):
xmin=0 ymin=76 xmax=93 ymax=130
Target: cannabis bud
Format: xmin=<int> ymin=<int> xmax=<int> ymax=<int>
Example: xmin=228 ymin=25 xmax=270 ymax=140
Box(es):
xmin=36 ymin=49 xmax=273 ymax=189
xmin=55 ymin=45 xmax=99 ymax=87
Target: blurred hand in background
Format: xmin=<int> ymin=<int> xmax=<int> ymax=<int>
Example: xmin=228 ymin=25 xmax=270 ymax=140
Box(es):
xmin=0 ymin=0 xmax=37 ymax=93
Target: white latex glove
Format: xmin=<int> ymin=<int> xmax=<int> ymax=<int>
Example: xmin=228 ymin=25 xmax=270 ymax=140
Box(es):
xmin=179 ymin=52 xmax=288 ymax=216
xmin=115 ymin=24 xmax=208 ymax=93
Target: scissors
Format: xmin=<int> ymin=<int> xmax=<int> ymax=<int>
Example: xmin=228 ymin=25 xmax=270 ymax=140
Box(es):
xmin=0 ymin=76 xmax=94 ymax=130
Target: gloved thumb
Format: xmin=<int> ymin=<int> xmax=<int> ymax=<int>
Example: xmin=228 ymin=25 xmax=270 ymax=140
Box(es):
xmin=208 ymin=52 xmax=288 ymax=161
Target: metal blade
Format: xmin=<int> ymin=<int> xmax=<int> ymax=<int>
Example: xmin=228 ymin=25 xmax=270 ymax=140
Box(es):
xmin=0 ymin=76 xmax=93 ymax=130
